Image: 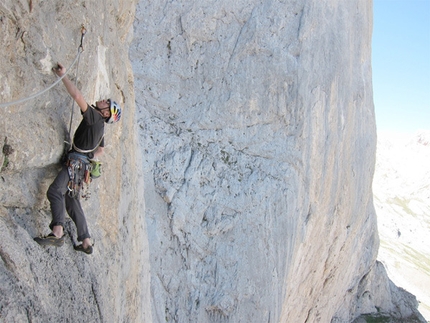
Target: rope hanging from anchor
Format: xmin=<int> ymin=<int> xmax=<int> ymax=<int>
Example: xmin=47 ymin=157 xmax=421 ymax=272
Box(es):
xmin=0 ymin=26 xmax=87 ymax=109
xmin=65 ymin=25 xmax=87 ymax=151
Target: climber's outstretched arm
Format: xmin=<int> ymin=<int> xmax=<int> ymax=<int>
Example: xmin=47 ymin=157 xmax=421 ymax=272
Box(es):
xmin=53 ymin=63 xmax=88 ymax=113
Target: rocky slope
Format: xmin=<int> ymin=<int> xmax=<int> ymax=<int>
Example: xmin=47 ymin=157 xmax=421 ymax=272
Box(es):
xmin=0 ymin=0 xmax=426 ymax=322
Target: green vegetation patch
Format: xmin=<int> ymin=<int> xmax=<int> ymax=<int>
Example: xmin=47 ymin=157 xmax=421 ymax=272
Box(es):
xmin=361 ymin=314 xmax=391 ymax=323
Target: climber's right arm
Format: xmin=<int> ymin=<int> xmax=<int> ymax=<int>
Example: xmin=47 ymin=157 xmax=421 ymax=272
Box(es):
xmin=53 ymin=63 xmax=88 ymax=113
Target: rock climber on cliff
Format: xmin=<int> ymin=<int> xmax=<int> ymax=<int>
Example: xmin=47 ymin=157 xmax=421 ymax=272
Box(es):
xmin=34 ymin=62 xmax=121 ymax=255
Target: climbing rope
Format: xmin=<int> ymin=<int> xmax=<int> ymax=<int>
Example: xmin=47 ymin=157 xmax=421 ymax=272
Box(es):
xmin=66 ymin=25 xmax=86 ymax=149
xmin=0 ymin=26 xmax=87 ymax=109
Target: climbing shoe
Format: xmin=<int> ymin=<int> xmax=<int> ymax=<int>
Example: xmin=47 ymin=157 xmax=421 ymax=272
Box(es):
xmin=34 ymin=233 xmax=65 ymax=247
xmin=74 ymin=244 xmax=93 ymax=255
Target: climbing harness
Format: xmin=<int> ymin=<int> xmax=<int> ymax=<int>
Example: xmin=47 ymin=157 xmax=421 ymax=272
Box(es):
xmin=0 ymin=26 xmax=87 ymax=109
xmin=66 ymin=152 xmax=92 ymax=200
xmin=65 ymin=150 xmax=101 ymax=201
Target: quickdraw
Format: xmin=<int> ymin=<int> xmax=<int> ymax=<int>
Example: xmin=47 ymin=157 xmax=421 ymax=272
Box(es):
xmin=79 ymin=25 xmax=86 ymax=51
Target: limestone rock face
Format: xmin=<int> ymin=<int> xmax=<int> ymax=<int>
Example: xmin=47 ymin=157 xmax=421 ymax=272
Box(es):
xmin=0 ymin=0 xmax=425 ymax=322
xmin=1 ymin=1 xmax=152 ymax=322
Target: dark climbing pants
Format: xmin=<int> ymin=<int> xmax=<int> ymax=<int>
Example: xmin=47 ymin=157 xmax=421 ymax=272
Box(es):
xmin=47 ymin=165 xmax=90 ymax=241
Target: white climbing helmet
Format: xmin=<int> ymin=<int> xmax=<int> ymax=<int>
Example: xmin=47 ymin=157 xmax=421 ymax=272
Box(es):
xmin=106 ymin=99 xmax=121 ymax=124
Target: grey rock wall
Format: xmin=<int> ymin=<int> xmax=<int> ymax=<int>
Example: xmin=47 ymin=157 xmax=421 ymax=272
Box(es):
xmin=131 ymin=0 xmax=425 ymax=322
xmin=0 ymin=0 xmax=426 ymax=322
xmin=1 ymin=0 xmax=152 ymax=322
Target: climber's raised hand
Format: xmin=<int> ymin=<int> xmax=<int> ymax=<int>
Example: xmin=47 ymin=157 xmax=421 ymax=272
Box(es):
xmin=52 ymin=63 xmax=66 ymax=77
xmin=52 ymin=62 xmax=87 ymax=113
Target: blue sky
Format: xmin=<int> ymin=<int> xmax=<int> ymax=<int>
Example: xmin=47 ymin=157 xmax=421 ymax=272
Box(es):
xmin=372 ymin=0 xmax=430 ymax=133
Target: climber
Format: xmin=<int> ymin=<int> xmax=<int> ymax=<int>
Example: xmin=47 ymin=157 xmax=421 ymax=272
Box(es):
xmin=34 ymin=62 xmax=121 ymax=255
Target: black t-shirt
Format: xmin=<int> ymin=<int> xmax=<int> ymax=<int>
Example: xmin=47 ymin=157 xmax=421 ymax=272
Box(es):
xmin=73 ymin=104 xmax=105 ymax=153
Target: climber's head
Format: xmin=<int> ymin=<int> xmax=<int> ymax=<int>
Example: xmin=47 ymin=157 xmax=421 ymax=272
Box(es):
xmin=95 ymin=99 xmax=121 ymax=124
xmin=105 ymin=99 xmax=121 ymax=124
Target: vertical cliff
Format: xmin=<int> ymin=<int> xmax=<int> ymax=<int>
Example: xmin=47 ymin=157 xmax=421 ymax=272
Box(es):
xmin=130 ymin=0 xmax=424 ymax=322
xmin=0 ymin=0 xmax=425 ymax=322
